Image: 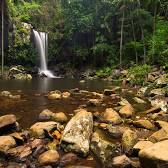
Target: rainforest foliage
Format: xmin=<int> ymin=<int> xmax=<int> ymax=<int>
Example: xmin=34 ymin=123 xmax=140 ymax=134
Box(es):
xmin=4 ymin=0 xmax=168 ymax=69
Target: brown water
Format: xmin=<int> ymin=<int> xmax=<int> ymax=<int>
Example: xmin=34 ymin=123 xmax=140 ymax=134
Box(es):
xmin=0 ymin=78 xmax=115 ymax=128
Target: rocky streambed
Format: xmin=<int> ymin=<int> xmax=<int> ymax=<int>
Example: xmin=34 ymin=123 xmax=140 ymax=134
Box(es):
xmin=0 ymin=77 xmax=168 ymax=168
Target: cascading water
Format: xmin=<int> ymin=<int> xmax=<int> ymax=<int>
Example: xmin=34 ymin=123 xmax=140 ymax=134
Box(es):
xmin=33 ymin=30 xmax=55 ymax=78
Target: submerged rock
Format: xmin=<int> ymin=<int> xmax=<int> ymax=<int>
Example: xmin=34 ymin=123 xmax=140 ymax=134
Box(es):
xmin=119 ymin=104 xmax=134 ymax=118
xmin=1 ymin=91 xmax=11 ymax=97
xmin=102 ymin=108 xmax=122 ymax=125
xmin=38 ymin=150 xmax=59 ymax=166
xmin=90 ymin=131 xmax=120 ymax=165
xmin=60 ymin=110 xmax=93 ymax=156
xmin=139 ymin=140 xmax=168 ymax=168
xmin=48 ymin=90 xmax=62 ymax=100
xmin=87 ymin=99 xmax=102 ymax=107
xmin=59 ymin=153 xmax=78 ymax=167
xmin=0 ymin=136 xmax=16 ymax=153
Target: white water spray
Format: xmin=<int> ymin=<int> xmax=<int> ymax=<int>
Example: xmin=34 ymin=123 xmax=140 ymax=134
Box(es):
xmin=33 ymin=30 xmax=55 ymax=78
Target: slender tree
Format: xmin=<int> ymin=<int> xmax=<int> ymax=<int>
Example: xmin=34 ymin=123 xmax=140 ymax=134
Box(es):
xmin=1 ymin=0 xmax=4 ymax=77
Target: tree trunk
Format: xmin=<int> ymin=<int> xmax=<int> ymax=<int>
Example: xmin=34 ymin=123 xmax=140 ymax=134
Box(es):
xmin=1 ymin=0 xmax=4 ymax=77
xmin=131 ymin=20 xmax=138 ymax=64
xmin=152 ymin=5 xmax=157 ymax=63
xmin=137 ymin=0 xmax=146 ymax=64
xmin=120 ymin=10 xmax=125 ymax=66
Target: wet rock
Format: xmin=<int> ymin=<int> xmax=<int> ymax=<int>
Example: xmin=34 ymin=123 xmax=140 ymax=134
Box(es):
xmin=62 ymin=92 xmax=71 ymax=98
xmin=39 ymin=109 xmax=68 ymax=123
xmin=14 ymin=73 xmax=32 ymax=80
xmin=61 ymin=110 xmax=93 ymax=156
xmin=133 ymin=141 xmax=153 ymax=155
xmin=87 ymin=99 xmax=102 ymax=107
xmin=53 ymin=112 xmax=68 ymax=123
xmin=106 ymin=125 xmax=123 ymax=139
xmin=109 ymin=155 xmax=131 ymax=168
xmin=38 ymin=150 xmax=59 ymax=166
xmin=1 ymin=91 xmax=11 ymax=97
xmin=0 ymin=136 xmax=16 ymax=153
xmin=122 ymin=130 xmax=138 ymax=154
xmin=8 ymin=65 xmax=32 ymax=80
xmin=104 ymin=89 xmax=114 ymax=96
xmin=9 ymin=94 xmax=21 ymax=100
xmin=7 ymin=145 xmax=32 ymax=161
xmin=39 ymin=109 xmax=54 ymax=120
xmin=48 ymin=90 xmax=62 ymax=100
xmin=30 ymin=121 xmax=60 ymax=138
xmin=59 ymin=153 xmax=78 ymax=167
xmin=90 ymin=131 xmax=121 ymax=165
xmin=119 ymin=104 xmax=134 ymax=118
xmin=139 ymin=140 xmax=168 ymax=168
xmin=133 ymin=120 xmax=155 ymax=130
xmin=0 ymin=114 xmax=17 ymax=133
xmin=102 ymin=108 xmax=122 ymax=125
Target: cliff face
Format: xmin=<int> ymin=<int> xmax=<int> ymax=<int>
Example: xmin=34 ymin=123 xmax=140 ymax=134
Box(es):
xmin=0 ymin=0 xmax=9 ymax=50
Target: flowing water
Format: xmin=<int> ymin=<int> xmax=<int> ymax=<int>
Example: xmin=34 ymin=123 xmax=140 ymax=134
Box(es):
xmin=33 ymin=30 xmax=55 ymax=78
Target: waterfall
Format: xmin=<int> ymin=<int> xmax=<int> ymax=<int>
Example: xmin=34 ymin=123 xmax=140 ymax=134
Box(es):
xmin=33 ymin=29 xmax=55 ymax=78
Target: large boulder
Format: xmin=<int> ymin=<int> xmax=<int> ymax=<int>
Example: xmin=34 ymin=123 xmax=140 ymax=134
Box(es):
xmin=90 ymin=131 xmax=120 ymax=165
xmin=8 ymin=65 xmax=32 ymax=80
xmin=60 ymin=110 xmax=93 ymax=156
xmin=30 ymin=121 xmax=61 ymax=138
xmin=102 ymin=108 xmax=122 ymax=125
xmin=139 ymin=140 xmax=168 ymax=168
